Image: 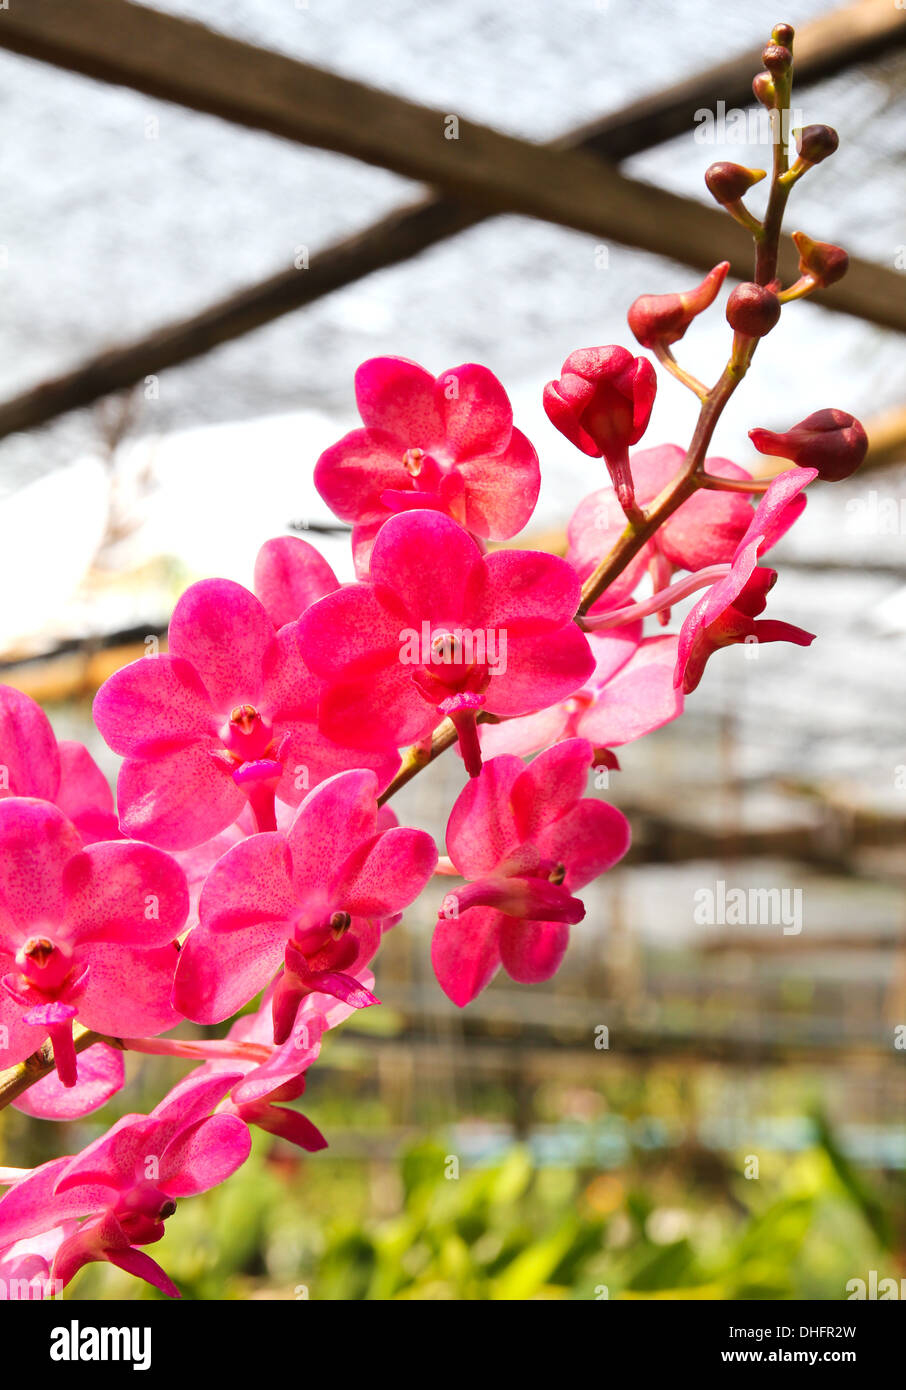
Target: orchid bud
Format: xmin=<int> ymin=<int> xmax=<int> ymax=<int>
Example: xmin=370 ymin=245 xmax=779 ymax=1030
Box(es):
xmin=752 ymin=71 xmax=776 ymax=108
xmin=627 ymin=262 xmax=728 ymax=349
xmin=772 ymin=22 xmax=795 ymax=46
xmin=544 ymin=345 xmax=656 ymax=512
xmin=749 ymin=409 xmax=868 ymax=482
xmin=726 ymin=282 xmax=781 ymax=338
xmin=792 ymin=231 xmax=849 ymax=288
xmin=794 ymin=124 xmax=839 ymax=167
xmin=762 ymin=42 xmax=792 ymax=75
xmin=705 ymin=162 xmax=766 ymax=206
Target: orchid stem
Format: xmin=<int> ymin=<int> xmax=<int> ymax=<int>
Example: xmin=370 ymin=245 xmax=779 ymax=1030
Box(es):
xmin=698 ymin=475 xmax=773 ymax=494
xmin=579 ymin=565 xmax=731 ymax=631
xmin=654 ymin=343 xmax=710 ymax=401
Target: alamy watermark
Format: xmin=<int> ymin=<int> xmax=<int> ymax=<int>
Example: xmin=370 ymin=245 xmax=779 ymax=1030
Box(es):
xmin=693 ymin=103 xmax=805 ymax=147
xmin=399 ymin=623 xmax=507 ymax=675
xmin=694 ymin=879 xmax=803 ymax=935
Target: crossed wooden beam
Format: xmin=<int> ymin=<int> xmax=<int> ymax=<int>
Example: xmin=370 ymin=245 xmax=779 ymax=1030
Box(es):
xmin=0 ymin=0 xmax=902 ymax=441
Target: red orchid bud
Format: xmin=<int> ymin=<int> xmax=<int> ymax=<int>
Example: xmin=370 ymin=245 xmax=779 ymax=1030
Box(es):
xmin=794 ymin=124 xmax=839 ymax=166
xmin=749 ymin=409 xmax=868 ymax=482
xmin=627 ymin=262 xmax=728 ymax=349
xmin=762 ymin=42 xmax=792 ymax=74
xmin=544 ymin=346 xmax=656 ymax=512
xmin=752 ymin=71 xmax=776 ymax=107
xmin=726 ymin=282 xmax=782 ymax=338
xmin=792 ymin=231 xmax=849 ymax=288
xmin=705 ymin=162 xmax=766 ymax=205
xmin=772 ymin=22 xmax=795 ymax=46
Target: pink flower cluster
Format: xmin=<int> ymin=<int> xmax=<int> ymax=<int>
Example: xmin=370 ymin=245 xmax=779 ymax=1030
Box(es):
xmin=0 ymin=325 xmax=857 ymax=1297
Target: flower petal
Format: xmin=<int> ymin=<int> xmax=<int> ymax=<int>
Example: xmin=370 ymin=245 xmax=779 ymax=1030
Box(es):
xmin=173 ymin=919 xmax=286 ymax=1024
xmin=435 ymin=363 xmax=513 ymax=459
xmin=369 ymin=511 xmax=482 ymax=626
xmin=286 ymin=769 xmax=379 ymax=896
xmin=577 ymin=635 xmax=684 ymax=746
xmin=299 ymin=585 xmax=405 ymax=679
xmin=445 ymin=755 xmax=523 ymax=876
xmin=477 ymin=704 xmax=571 ymax=759
xmin=63 ymin=841 xmax=188 ymax=947
xmin=431 ymin=906 xmax=503 ymax=1006
xmin=498 ymin=918 xmax=570 ymax=983
xmin=200 ymin=832 xmax=296 ymax=932
xmin=470 ymin=549 xmax=581 ymax=631
xmin=532 ymin=799 xmax=631 ymax=891
xmin=0 ymin=686 xmax=59 ymax=801
xmin=318 ymin=665 xmax=436 ymax=750
xmin=254 ymin=536 xmax=340 ymax=628
xmin=658 ymin=456 xmax=754 ymax=570
xmin=160 ymin=1113 xmax=251 ymax=1197
xmin=510 ymin=738 xmax=594 ymax=841
xmin=55 ymin=742 xmax=119 ymax=844
xmin=13 ymin=1044 xmax=124 ymax=1120
xmin=77 ymin=942 xmax=181 ymax=1036
xmin=338 ymin=826 xmax=438 ymax=916
xmin=456 ymin=426 xmax=540 ymax=540
xmin=93 ymin=655 xmax=217 ymax=757
xmin=354 ymin=356 xmax=444 ymax=444
xmin=0 ymin=800 xmax=82 ymax=939
xmin=315 ymin=427 xmax=411 ymax=524
xmin=168 ymin=579 xmax=275 ymax=713
xmin=484 ymin=627 xmax=594 ymax=718
xmin=117 ymin=745 xmax=245 ymax=850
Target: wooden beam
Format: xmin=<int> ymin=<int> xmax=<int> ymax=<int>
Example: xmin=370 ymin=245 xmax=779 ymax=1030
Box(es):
xmin=1 ymin=0 xmax=901 ymax=275
xmin=0 ymin=0 xmax=901 ymax=442
xmin=2 ymin=0 xmax=900 ymax=173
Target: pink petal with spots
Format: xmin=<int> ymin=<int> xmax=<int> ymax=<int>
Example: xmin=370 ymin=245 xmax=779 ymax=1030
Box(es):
xmin=13 ymin=1044 xmax=124 ymax=1120
xmin=253 ymin=536 xmax=339 ymax=627
xmin=116 ymin=744 xmax=245 ymax=850
xmin=445 ymin=755 xmax=523 ymax=876
xmin=354 ymin=356 xmax=444 ymax=445
xmin=62 ymin=840 xmax=188 ymax=947
xmin=483 ymin=626 xmax=594 ymax=718
xmin=168 ymin=579 xmax=275 ymax=713
xmin=370 ymin=511 xmax=482 ymax=627
xmin=93 ymin=655 xmax=217 ymax=757
xmin=0 ymin=686 xmax=59 ymax=801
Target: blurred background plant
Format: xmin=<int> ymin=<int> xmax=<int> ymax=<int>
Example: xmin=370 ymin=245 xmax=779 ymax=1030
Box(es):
xmin=3 ymin=1003 xmax=902 ymax=1300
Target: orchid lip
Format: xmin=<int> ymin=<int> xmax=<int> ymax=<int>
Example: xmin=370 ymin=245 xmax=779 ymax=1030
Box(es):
xmin=13 ymin=935 xmax=78 ymax=995
xmin=219 ymin=703 xmax=275 ymax=760
xmin=442 ymin=875 xmax=585 ymax=925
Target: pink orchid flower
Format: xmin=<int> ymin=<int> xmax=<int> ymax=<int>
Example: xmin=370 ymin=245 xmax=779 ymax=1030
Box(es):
xmin=0 ymin=1099 xmax=251 ymax=1297
xmin=479 ymin=626 xmax=683 ymax=758
xmin=674 ymin=466 xmax=817 ymax=694
xmin=0 ymin=685 xmax=119 ymax=843
xmin=315 ymin=357 xmax=540 ymax=574
xmin=299 ymin=510 xmax=594 ymax=776
xmin=567 ymin=445 xmax=755 ymax=616
xmin=174 ymin=768 xmax=437 ymax=1041
xmin=432 ymin=739 xmax=630 ymax=1005
xmin=0 ymin=799 xmax=186 ymax=1087
xmin=94 ymin=575 xmax=400 ymax=849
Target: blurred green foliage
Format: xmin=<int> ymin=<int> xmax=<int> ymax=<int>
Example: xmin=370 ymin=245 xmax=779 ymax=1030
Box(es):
xmin=68 ymin=1121 xmax=903 ymax=1301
